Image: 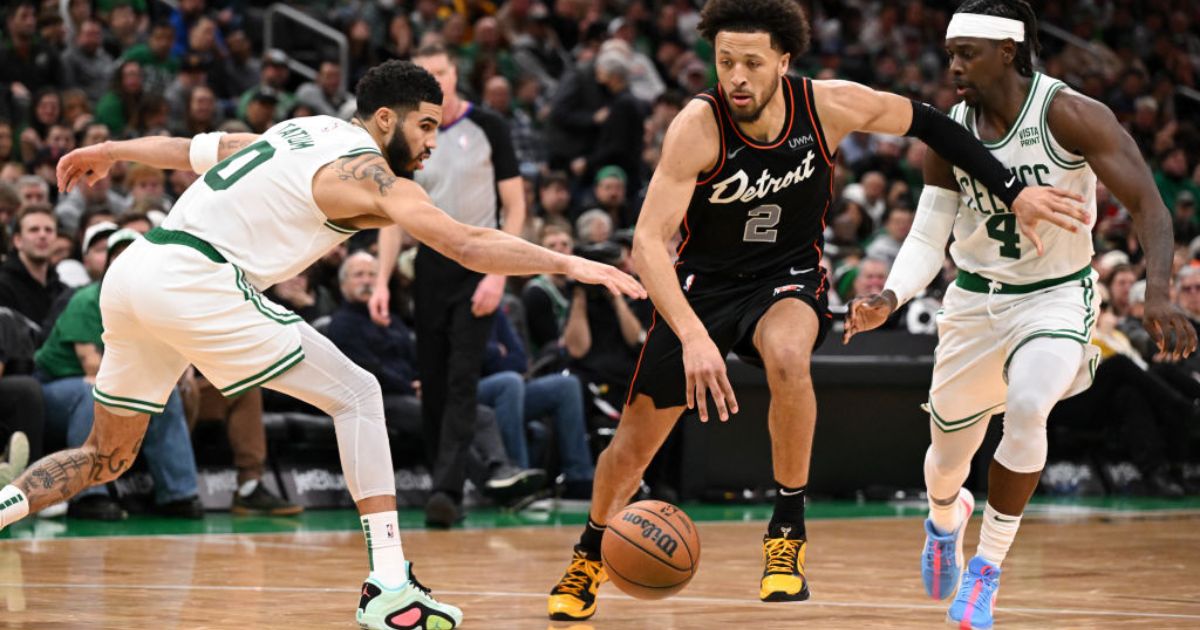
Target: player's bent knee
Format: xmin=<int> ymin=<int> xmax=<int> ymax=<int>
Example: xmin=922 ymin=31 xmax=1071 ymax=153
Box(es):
xmin=764 ymin=348 xmax=812 ymax=384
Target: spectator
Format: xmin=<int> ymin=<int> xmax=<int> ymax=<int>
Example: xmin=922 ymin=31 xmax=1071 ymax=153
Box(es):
xmin=18 ymin=89 xmax=62 ymax=164
xmin=60 ymin=89 xmax=93 ymax=136
xmin=523 ymin=223 xmax=573 ymax=358
xmin=188 ymin=377 xmax=301 ymax=515
xmin=124 ymin=164 xmax=169 ymax=212
xmin=295 ymin=61 xmax=353 ymax=119
xmin=95 ymin=60 xmax=145 ymax=135
xmin=477 ymin=309 xmax=595 ymax=499
xmin=328 ymin=253 xmax=544 ymax=505
xmin=575 ymin=208 xmax=612 ymax=245
xmin=61 ymin=18 xmax=115 ymax=102
xmin=0 ymin=1 xmax=63 ymax=96
xmin=102 ymin=3 xmax=143 ymax=60
xmin=0 ymin=120 xmax=13 ymax=163
xmin=55 ymin=175 xmax=125 ymax=236
xmin=78 ymin=221 xmax=117 ymax=286
xmin=482 ymin=76 xmax=543 ymax=177
xmin=865 ymin=205 xmax=915 ymax=266
xmin=1107 ymin=263 xmax=1138 ymax=319
xmin=237 ymin=49 xmax=295 ymax=123
xmin=266 ymin=268 xmax=337 ymax=324
xmin=222 ymin=29 xmax=259 ymax=97
xmin=843 ymin=171 xmax=889 ymax=224
xmin=33 ymin=229 xmax=203 ymax=520
xmin=174 ymin=85 xmax=222 ymax=137
xmin=532 ymin=171 xmax=573 ymax=229
xmin=121 ymin=21 xmax=179 ymax=95
xmin=545 ymin=58 xmax=606 ymax=173
xmin=242 ymin=88 xmax=281 ymax=134
xmin=587 ymin=165 xmax=635 ymax=230
xmin=165 ymin=55 xmax=211 ymax=124
xmin=0 ymin=205 xmax=66 ymax=328
xmin=1154 ymin=147 xmax=1200 ymax=213
xmin=600 ymin=30 xmax=666 ymax=104
xmin=571 ymin=49 xmax=646 ymax=203
xmin=15 ymin=175 xmax=49 ymax=208
xmin=0 ymin=305 xmax=44 ymax=486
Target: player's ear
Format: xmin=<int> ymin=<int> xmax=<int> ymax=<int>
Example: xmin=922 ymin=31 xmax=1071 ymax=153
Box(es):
xmin=778 ymin=51 xmax=791 ymax=74
xmin=1000 ymin=40 xmax=1016 ymax=66
xmin=373 ymin=106 xmax=396 ymax=134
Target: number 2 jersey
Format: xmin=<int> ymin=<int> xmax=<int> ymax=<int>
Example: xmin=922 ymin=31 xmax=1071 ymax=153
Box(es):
xmin=947 ymin=73 xmax=1098 ymax=285
xmin=679 ymin=77 xmax=835 ymax=278
xmin=161 ymin=115 xmax=381 ymax=289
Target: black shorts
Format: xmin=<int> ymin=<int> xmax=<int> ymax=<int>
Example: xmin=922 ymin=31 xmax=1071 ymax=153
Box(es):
xmin=626 ymin=265 xmax=831 ymax=409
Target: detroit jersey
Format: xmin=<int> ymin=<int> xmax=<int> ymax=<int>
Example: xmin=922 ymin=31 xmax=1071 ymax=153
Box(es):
xmin=162 ymin=115 xmax=379 ymax=289
xmin=947 ymin=73 xmax=1098 ymax=285
xmin=679 ymin=77 xmax=835 ymax=277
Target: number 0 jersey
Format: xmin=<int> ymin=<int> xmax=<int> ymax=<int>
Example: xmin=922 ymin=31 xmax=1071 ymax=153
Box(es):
xmin=678 ymin=77 xmax=835 ymax=277
xmin=161 ymin=115 xmax=381 ymax=289
xmin=947 ymin=73 xmax=1098 ymax=285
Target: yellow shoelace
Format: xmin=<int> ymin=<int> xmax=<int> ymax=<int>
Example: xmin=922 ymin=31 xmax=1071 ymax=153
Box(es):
xmin=764 ymin=538 xmax=802 ymax=575
xmin=555 ymin=555 xmax=602 ymax=596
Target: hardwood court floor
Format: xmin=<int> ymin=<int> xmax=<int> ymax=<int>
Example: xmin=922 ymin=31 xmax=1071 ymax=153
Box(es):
xmin=1 ymin=508 xmax=1199 ymax=629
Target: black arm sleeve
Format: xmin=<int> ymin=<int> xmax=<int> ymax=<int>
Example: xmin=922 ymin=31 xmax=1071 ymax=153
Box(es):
xmin=905 ymin=100 xmax=1025 ymax=207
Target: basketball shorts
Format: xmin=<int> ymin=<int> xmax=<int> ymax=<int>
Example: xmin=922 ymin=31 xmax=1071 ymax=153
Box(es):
xmin=626 ymin=265 xmax=831 ymax=409
xmin=93 ymin=228 xmax=304 ymax=415
xmin=927 ymin=268 xmax=1101 ymax=433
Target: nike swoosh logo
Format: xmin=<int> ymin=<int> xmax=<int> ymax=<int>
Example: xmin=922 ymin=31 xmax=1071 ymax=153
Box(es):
xmin=727 ymin=145 xmax=746 ymax=160
xmin=994 ymin=515 xmax=1019 ymax=523
xmin=789 ymin=267 xmax=814 ymax=275
xmin=779 ymin=488 xmax=804 ymax=496
xmin=1005 ymin=176 xmax=1017 ymax=188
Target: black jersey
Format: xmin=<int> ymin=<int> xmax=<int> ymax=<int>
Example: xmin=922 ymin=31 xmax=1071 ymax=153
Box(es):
xmin=678 ymin=77 xmax=835 ymax=277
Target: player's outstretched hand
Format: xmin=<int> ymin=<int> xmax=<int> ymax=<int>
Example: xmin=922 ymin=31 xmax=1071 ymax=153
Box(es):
xmin=1010 ymin=187 xmax=1089 ymax=256
xmin=56 ymin=142 xmax=116 ymax=193
xmin=1143 ymin=299 xmax=1198 ymax=362
xmin=367 ymin=283 xmax=391 ymax=327
xmin=564 ymin=257 xmax=647 ymax=300
xmin=681 ymin=332 xmax=738 ymax=422
xmin=843 ymin=290 xmax=898 ymax=344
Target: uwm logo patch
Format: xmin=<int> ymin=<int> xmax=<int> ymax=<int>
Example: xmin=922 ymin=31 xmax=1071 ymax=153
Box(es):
xmin=773 ymin=283 xmax=805 ymax=296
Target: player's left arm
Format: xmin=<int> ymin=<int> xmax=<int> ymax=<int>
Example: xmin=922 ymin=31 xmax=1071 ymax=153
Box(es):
xmin=1047 ymin=92 xmax=1198 ymax=359
xmin=56 ymin=132 xmax=260 ymax=192
xmin=811 ymin=80 xmax=1088 ymax=254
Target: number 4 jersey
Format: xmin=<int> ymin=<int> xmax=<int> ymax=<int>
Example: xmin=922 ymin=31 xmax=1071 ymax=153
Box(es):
xmin=161 ymin=115 xmax=381 ymax=290
xmin=947 ymin=73 xmax=1097 ymax=285
xmin=679 ymin=77 xmax=834 ymax=277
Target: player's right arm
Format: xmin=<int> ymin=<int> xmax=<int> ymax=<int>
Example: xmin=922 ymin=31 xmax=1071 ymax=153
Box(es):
xmin=631 ymin=100 xmax=738 ymax=422
xmin=56 ymin=132 xmax=259 ymax=192
xmin=844 ymin=150 xmax=960 ymax=342
xmin=313 ymin=155 xmax=646 ymax=300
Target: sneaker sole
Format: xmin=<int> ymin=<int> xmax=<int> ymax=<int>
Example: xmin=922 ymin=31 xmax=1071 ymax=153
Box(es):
xmin=548 ymin=607 xmax=597 ymax=621
xmin=760 ymin=584 xmax=810 ymax=602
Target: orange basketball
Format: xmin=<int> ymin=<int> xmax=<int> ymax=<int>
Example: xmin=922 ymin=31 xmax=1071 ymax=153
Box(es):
xmin=601 ymin=500 xmax=701 ymax=599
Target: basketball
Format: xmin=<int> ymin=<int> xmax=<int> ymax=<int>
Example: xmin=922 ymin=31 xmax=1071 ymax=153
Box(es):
xmin=601 ymin=500 xmax=701 ymax=600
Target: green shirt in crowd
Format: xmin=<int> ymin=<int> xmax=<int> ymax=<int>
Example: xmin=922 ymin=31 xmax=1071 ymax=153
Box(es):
xmin=34 ymin=283 xmax=103 ymax=380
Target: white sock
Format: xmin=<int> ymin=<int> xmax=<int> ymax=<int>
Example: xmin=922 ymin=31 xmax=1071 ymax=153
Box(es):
xmin=977 ymin=503 xmax=1021 ymax=566
xmin=362 ymin=511 xmax=407 ymax=588
xmin=928 ymin=490 xmax=962 ymax=535
xmin=0 ymin=486 xmax=29 ymax=529
xmin=237 ymin=479 xmax=259 ymax=498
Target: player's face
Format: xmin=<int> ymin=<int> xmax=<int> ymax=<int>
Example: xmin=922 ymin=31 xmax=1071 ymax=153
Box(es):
xmin=714 ymin=31 xmax=789 ymax=123
xmin=944 ymin=37 xmax=1007 ymax=108
xmin=386 ymin=102 xmax=441 ymax=174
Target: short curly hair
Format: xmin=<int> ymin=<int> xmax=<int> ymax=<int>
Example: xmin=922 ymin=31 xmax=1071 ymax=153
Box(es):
xmin=698 ymin=0 xmax=811 ymax=59
xmin=355 ymin=60 xmax=443 ymax=119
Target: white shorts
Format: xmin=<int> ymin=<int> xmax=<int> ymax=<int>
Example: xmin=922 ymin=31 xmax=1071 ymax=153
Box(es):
xmin=927 ymin=271 xmax=1100 ymax=433
xmin=93 ymin=233 xmax=304 ymax=414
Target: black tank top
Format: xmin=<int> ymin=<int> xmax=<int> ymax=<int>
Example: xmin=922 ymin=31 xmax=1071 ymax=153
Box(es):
xmin=678 ymin=77 xmax=835 ymax=277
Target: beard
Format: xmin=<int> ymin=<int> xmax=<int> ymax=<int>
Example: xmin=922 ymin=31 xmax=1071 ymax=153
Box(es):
xmin=385 ymin=130 xmax=417 ymax=178
xmin=727 ymin=78 xmax=779 ymax=124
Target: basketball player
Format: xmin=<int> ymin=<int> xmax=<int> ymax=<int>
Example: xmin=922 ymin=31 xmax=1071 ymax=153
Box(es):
xmin=547 ymin=0 xmax=1087 ymax=620
xmin=0 ymin=60 xmax=644 ymax=630
xmin=845 ymin=2 xmax=1197 ymax=627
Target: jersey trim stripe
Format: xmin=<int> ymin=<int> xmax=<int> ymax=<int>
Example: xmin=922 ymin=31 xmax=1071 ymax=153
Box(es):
xmin=694 ymin=93 xmax=727 ymax=186
xmin=801 ymin=78 xmax=835 ymax=167
xmin=220 ymin=346 xmax=306 ymax=396
xmin=1039 ymin=83 xmax=1087 ymax=170
xmin=339 ymin=147 xmax=383 ymax=159
xmin=968 ymin=73 xmax=1041 ymax=148
xmin=625 ymin=310 xmax=659 ymax=408
xmin=717 ymin=77 xmax=795 ymax=150
xmin=323 ymin=219 xmax=360 ymax=234
xmin=93 ymin=387 xmax=168 ymax=414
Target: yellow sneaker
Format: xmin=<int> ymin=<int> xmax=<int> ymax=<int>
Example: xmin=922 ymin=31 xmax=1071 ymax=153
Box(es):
xmin=760 ymin=529 xmax=810 ymax=602
xmin=547 ymin=545 xmax=607 ymax=621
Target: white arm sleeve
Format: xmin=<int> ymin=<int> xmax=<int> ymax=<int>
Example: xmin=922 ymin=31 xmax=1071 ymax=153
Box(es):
xmin=188 ymin=132 xmax=226 ymax=174
xmin=883 ymin=185 xmax=960 ymax=307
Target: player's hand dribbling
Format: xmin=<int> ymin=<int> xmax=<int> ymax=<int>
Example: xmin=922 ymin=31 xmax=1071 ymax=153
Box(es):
xmin=843 ymin=290 xmax=898 ymax=343
xmin=1142 ymin=298 xmax=1198 ymax=362
xmin=56 ymin=142 xmax=117 ymax=192
xmin=1009 ymin=187 xmax=1090 ymax=256
xmin=564 ymin=257 xmax=647 ymax=300
xmin=367 ymin=283 xmax=391 ymax=327
xmin=681 ymin=332 xmax=738 ymax=422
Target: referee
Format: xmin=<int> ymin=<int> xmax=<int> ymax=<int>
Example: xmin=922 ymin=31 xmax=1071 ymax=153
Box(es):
xmin=371 ymin=44 xmax=529 ymax=527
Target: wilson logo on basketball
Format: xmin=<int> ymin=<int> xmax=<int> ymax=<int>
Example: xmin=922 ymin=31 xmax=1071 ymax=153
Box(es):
xmin=621 ymin=512 xmax=679 ymax=557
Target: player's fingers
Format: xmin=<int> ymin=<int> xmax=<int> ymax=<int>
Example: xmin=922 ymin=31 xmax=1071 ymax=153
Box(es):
xmin=695 ymin=376 xmax=709 ymax=422
xmin=708 ymin=373 xmax=729 ymax=422
xmin=1050 ymin=199 xmax=1090 ymax=224
xmin=1042 ymin=212 xmax=1080 ymax=233
xmin=718 ymin=370 xmax=738 ymax=416
xmin=1020 ymin=224 xmax=1045 ymax=256
xmin=685 ymin=371 xmax=695 ymax=411
xmin=1148 ymin=318 xmax=1166 ymax=354
xmin=1049 ymin=188 xmax=1086 ymax=203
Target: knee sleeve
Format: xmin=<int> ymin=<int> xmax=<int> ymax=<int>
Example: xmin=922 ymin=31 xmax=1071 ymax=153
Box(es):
xmin=994 ymin=390 xmax=1050 ymax=474
xmin=995 ymin=337 xmax=1083 ymax=474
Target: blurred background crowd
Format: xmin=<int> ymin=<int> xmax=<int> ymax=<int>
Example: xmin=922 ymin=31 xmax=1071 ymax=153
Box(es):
xmin=1 ymin=0 xmax=1200 ymax=523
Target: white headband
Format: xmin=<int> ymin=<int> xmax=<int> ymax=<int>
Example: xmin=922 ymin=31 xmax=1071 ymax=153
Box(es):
xmin=946 ymin=13 xmax=1026 ymax=42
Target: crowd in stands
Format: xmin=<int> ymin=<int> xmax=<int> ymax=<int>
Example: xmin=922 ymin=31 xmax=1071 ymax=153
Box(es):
xmin=1 ymin=0 xmax=1200 ymax=522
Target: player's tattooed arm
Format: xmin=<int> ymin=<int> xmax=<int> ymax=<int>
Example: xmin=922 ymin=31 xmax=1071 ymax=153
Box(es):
xmin=216 ymin=133 xmax=260 ymax=160
xmin=333 ymin=154 xmax=398 ymax=197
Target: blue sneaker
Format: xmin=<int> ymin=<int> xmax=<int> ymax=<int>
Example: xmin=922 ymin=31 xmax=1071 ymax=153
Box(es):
xmin=947 ymin=556 xmax=1001 ymax=629
xmin=921 ymin=488 xmax=975 ymax=600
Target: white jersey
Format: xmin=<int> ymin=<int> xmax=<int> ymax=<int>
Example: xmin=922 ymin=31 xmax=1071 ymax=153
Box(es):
xmin=162 ymin=115 xmax=380 ymax=289
xmin=947 ymin=72 xmax=1097 ymax=286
